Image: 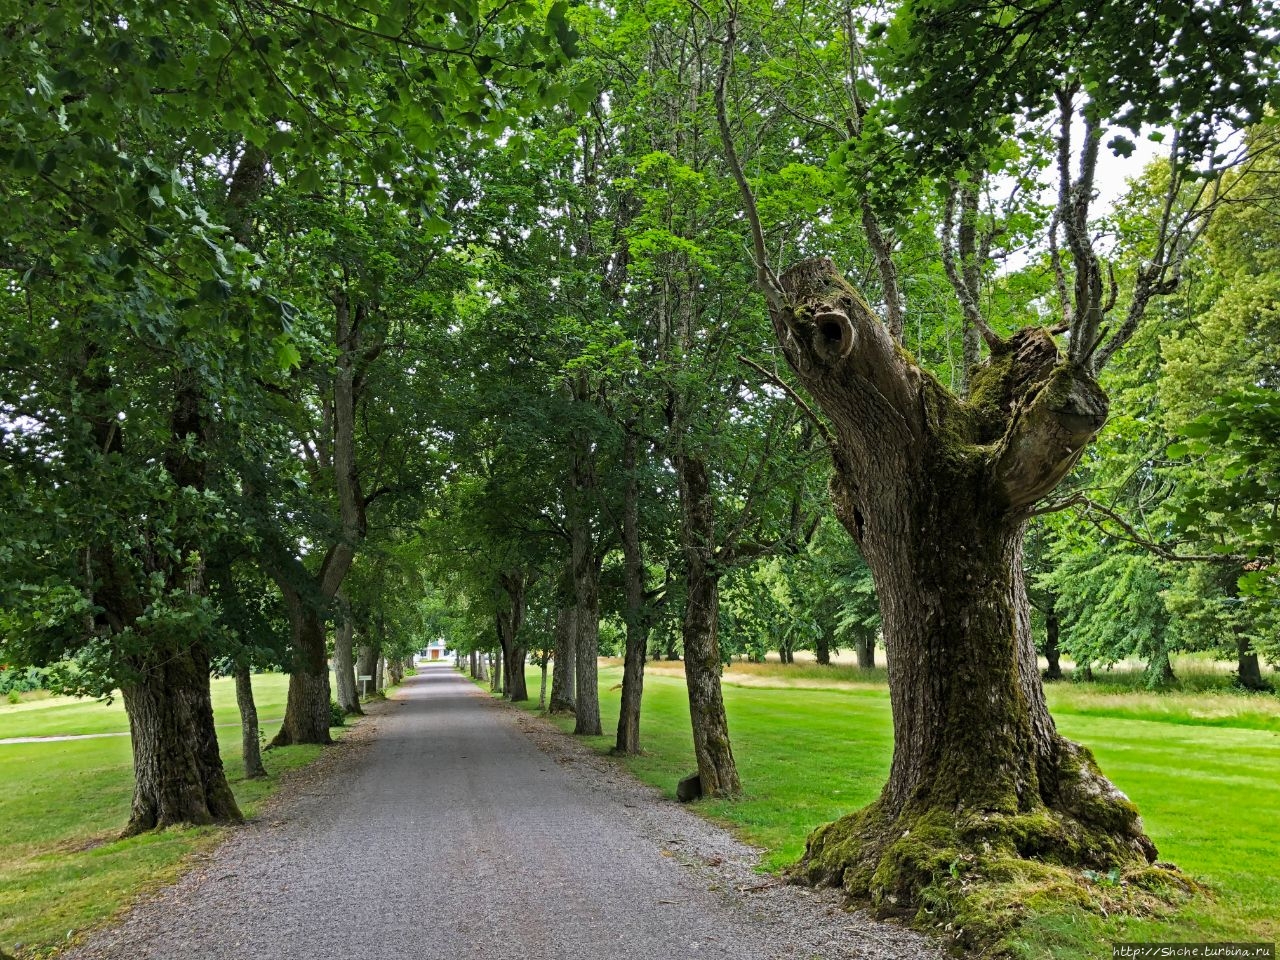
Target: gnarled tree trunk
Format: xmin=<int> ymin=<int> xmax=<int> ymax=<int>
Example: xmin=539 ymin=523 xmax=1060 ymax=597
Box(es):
xmin=1236 ymin=632 xmax=1267 ymax=691
xmin=770 ymin=260 xmax=1154 ymax=909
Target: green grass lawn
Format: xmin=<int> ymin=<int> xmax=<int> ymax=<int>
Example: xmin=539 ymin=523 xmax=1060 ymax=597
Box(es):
xmin=0 ymin=672 xmax=339 ymax=959
xmin=0 ymin=671 xmax=302 ymax=740
xmin=505 ymin=662 xmax=1280 ymax=959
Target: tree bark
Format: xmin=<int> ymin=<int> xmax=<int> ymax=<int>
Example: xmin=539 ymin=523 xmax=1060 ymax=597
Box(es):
xmin=469 ymin=650 xmax=479 ymax=679
xmin=538 ymin=659 xmax=549 ymax=710
xmin=1236 ymin=632 xmax=1267 ymax=691
xmin=549 ymin=606 xmax=577 ymax=713
xmin=490 ymin=649 xmax=502 ymax=693
xmin=497 ymin=574 xmax=529 ymax=702
xmin=234 ymin=664 xmax=267 ymax=780
xmin=676 ymin=453 xmax=740 ymax=796
xmin=856 ymin=634 xmax=876 ymax=671
xmin=333 ymin=596 xmax=362 ymax=715
xmin=356 ymin=642 xmax=379 ymax=700
xmin=272 ymin=590 xmax=332 ymax=746
xmin=573 ymin=601 xmax=602 ymax=735
xmin=615 ymin=428 xmax=649 ymax=754
xmin=1146 ymin=648 xmax=1176 ymax=687
xmin=769 ymin=259 xmax=1153 ymax=909
xmin=121 ymin=640 xmax=243 ymax=835
xmin=568 ymin=383 xmax=603 ymax=736
xmin=1043 ymin=609 xmax=1063 ymax=681
xmin=815 ymin=630 xmax=832 ymax=665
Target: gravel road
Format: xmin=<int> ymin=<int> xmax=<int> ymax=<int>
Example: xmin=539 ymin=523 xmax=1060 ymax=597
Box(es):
xmin=65 ymin=664 xmax=936 ymax=960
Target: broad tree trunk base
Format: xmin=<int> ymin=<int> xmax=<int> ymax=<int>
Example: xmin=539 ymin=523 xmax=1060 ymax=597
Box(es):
xmin=271 ymin=670 xmax=333 ymax=747
xmin=796 ymin=738 xmax=1182 ymax=948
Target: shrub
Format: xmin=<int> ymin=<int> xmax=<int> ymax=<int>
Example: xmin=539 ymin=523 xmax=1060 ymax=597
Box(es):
xmin=329 ymin=700 xmax=346 ymax=727
xmin=0 ymin=666 xmax=50 ymax=696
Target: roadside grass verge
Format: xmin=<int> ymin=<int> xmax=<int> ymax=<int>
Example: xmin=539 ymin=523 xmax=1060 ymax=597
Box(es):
xmin=0 ymin=673 xmax=339 ymax=959
xmin=491 ymin=661 xmax=1279 ymax=959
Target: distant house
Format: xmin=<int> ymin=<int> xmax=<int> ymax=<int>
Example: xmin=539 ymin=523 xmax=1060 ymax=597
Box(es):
xmin=418 ymin=638 xmax=449 ymax=662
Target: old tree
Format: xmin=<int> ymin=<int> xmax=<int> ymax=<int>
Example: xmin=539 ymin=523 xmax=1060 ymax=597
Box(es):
xmin=715 ymin=0 xmax=1277 ymax=918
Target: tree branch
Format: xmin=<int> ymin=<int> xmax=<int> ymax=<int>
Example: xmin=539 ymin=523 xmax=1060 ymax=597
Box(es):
xmin=737 ymin=354 xmax=836 ymax=452
xmin=713 ymin=3 xmax=785 ymax=311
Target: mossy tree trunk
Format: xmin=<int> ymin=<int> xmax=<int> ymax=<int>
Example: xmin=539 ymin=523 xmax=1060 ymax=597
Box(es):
xmin=772 ymin=259 xmax=1155 ymax=908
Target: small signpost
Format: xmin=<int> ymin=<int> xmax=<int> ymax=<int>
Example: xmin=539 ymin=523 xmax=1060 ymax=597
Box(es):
xmin=359 ymin=675 xmax=373 ymax=698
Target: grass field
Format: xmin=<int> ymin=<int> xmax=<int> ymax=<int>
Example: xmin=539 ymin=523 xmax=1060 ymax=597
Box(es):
xmin=0 ymin=672 xmax=339 ymax=959
xmin=503 ymin=660 xmax=1280 ymax=959
xmin=0 ymin=671 xmax=300 ymax=740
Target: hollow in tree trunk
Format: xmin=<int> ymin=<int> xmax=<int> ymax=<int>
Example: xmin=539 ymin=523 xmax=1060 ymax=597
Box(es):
xmin=234 ymin=663 xmax=267 ymax=780
xmin=767 ymin=260 xmax=1155 ymax=911
xmin=549 ymin=606 xmax=577 ymax=713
